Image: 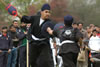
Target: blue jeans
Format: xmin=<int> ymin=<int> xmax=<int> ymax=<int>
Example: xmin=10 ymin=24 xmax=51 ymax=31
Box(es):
xmin=7 ymin=48 xmax=17 ymax=67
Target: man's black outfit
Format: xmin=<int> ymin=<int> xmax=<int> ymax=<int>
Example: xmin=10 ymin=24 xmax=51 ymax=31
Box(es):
xmin=58 ymin=26 xmax=81 ymax=67
xmin=53 ymin=15 xmax=82 ymax=67
xmin=21 ymin=15 xmax=54 ymax=67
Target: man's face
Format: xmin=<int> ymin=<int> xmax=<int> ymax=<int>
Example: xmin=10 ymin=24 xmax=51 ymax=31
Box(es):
xmin=27 ymin=23 xmax=31 ymax=28
xmin=72 ymin=24 xmax=78 ymax=28
xmin=78 ymin=24 xmax=83 ymax=29
xmin=86 ymin=27 xmax=92 ymax=33
xmin=10 ymin=27 xmax=16 ymax=32
xmin=13 ymin=22 xmax=18 ymax=27
xmin=41 ymin=10 xmax=51 ymax=20
xmin=93 ymin=31 xmax=97 ymax=36
xmin=2 ymin=29 xmax=7 ymax=33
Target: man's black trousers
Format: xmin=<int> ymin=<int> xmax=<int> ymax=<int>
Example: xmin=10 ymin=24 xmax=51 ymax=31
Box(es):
xmin=29 ymin=41 xmax=54 ymax=67
xmin=61 ymin=52 xmax=78 ymax=67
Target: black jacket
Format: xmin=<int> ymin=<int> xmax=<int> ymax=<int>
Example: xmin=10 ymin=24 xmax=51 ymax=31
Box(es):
xmin=21 ymin=15 xmax=54 ymax=39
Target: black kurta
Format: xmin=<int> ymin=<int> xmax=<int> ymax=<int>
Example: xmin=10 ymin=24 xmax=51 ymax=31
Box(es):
xmin=21 ymin=15 xmax=53 ymax=38
xmin=54 ymin=26 xmax=82 ymax=67
xmin=21 ymin=15 xmax=54 ymax=67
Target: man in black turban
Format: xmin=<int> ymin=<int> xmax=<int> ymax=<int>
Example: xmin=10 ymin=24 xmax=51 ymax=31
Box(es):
xmin=47 ymin=15 xmax=82 ymax=67
xmin=58 ymin=15 xmax=81 ymax=67
xmin=17 ymin=3 xmax=54 ymax=67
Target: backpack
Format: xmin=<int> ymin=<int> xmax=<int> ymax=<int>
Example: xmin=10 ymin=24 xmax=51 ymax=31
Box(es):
xmin=61 ymin=27 xmax=76 ymax=40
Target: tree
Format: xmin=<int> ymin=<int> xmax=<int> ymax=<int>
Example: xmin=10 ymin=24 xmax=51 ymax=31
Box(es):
xmin=50 ymin=0 xmax=68 ymax=22
xmin=67 ymin=0 xmax=100 ymax=26
xmin=0 ymin=0 xmax=47 ymax=28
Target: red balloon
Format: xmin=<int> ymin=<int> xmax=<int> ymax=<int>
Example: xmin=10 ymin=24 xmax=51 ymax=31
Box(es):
xmin=6 ymin=4 xmax=17 ymax=16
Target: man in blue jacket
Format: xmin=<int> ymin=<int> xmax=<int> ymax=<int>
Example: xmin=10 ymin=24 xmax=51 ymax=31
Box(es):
xmin=0 ymin=26 xmax=12 ymax=67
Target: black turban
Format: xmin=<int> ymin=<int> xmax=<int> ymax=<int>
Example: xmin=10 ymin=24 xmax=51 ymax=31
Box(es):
xmin=64 ymin=15 xmax=74 ymax=26
xmin=41 ymin=3 xmax=51 ymax=11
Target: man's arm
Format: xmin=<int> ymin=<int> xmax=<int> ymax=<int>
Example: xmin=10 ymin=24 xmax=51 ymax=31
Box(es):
xmin=17 ymin=13 xmax=22 ymax=19
xmin=17 ymin=11 xmax=32 ymax=23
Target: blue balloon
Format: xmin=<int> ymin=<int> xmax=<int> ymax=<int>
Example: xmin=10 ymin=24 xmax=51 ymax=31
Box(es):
xmin=6 ymin=4 xmax=17 ymax=16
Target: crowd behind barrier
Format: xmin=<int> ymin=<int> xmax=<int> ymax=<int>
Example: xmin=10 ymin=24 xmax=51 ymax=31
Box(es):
xmin=0 ymin=20 xmax=100 ymax=67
